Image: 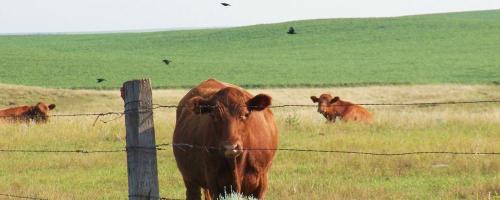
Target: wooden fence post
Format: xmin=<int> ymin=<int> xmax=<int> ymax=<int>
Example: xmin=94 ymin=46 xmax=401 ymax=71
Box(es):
xmin=123 ymin=79 xmax=160 ymax=200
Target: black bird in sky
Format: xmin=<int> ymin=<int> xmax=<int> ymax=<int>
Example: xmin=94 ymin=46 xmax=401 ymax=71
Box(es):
xmin=287 ymin=27 xmax=296 ymax=34
xmin=163 ymin=59 xmax=171 ymax=65
xmin=221 ymin=3 xmax=231 ymax=6
xmin=96 ymin=78 xmax=106 ymax=83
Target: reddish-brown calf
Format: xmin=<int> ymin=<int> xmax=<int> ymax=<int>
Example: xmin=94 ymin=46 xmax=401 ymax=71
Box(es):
xmin=311 ymin=94 xmax=373 ymax=123
xmin=0 ymin=102 xmax=56 ymax=123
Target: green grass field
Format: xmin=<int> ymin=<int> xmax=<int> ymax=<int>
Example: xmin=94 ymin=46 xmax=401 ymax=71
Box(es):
xmin=1 ymin=10 xmax=500 ymax=89
xmin=1 ymin=84 xmax=499 ymax=199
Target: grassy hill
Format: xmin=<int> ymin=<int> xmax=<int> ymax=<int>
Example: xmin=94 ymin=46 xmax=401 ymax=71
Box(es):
xmin=0 ymin=10 xmax=499 ymax=89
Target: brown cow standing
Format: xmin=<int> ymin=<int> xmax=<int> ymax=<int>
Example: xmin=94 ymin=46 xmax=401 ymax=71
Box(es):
xmin=173 ymin=79 xmax=278 ymax=200
xmin=0 ymin=102 xmax=56 ymax=123
xmin=311 ymin=94 xmax=373 ymax=123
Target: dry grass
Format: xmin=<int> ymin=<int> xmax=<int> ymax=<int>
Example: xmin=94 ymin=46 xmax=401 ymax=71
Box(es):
xmin=0 ymin=84 xmax=499 ymax=199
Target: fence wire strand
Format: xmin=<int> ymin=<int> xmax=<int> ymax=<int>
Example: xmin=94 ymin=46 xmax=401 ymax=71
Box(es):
xmin=129 ymin=194 xmax=183 ymax=200
xmin=1 ymin=99 xmax=499 ymax=120
xmin=0 ymin=193 xmax=48 ymax=200
xmin=0 ymin=149 xmax=125 ymax=153
xmin=154 ymin=100 xmax=500 ymax=109
xmin=1 ymin=143 xmax=498 ymax=156
xmin=0 ymin=192 xmax=183 ymax=200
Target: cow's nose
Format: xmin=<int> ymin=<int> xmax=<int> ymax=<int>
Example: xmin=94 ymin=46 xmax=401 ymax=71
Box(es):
xmin=223 ymin=144 xmax=243 ymax=158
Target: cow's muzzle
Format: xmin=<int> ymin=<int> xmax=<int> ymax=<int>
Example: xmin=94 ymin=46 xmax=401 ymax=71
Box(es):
xmin=223 ymin=144 xmax=243 ymax=158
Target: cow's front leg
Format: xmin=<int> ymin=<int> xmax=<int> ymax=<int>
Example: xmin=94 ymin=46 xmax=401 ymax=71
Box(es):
xmin=327 ymin=115 xmax=336 ymax=123
xmin=250 ymin=173 xmax=268 ymax=200
xmin=202 ymin=188 xmax=212 ymax=200
xmin=183 ymin=180 xmax=202 ymax=200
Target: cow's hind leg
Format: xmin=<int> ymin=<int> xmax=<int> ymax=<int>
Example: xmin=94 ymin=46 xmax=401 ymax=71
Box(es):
xmin=184 ymin=181 xmax=202 ymax=200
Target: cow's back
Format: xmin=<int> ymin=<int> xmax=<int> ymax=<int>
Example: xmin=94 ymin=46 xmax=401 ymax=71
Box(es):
xmin=344 ymin=105 xmax=373 ymax=123
xmin=0 ymin=106 xmax=31 ymax=123
xmin=0 ymin=106 xmax=30 ymax=116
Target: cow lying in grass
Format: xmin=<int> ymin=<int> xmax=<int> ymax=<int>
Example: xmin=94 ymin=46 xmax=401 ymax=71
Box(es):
xmin=311 ymin=94 xmax=373 ymax=123
xmin=0 ymin=102 xmax=56 ymax=123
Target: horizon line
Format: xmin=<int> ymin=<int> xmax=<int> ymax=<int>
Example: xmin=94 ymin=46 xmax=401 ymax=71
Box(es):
xmin=1 ymin=8 xmax=498 ymax=36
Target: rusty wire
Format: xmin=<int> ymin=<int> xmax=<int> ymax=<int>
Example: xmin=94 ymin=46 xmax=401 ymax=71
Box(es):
xmin=1 ymin=143 xmax=498 ymax=156
xmin=0 ymin=193 xmax=48 ymax=200
xmin=0 ymin=99 xmax=499 ymax=120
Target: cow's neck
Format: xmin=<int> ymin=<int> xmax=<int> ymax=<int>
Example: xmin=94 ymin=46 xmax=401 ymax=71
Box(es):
xmin=332 ymin=102 xmax=348 ymax=116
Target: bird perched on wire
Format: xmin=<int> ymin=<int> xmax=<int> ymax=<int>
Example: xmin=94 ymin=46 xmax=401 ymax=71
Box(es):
xmin=96 ymin=78 xmax=106 ymax=83
xmin=221 ymin=3 xmax=231 ymax=6
xmin=163 ymin=59 xmax=171 ymax=65
xmin=287 ymin=27 xmax=296 ymax=34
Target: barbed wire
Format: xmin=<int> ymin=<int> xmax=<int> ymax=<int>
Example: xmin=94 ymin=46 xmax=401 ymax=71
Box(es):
xmin=270 ymin=100 xmax=500 ymax=108
xmin=129 ymin=194 xmax=183 ymax=200
xmin=171 ymin=143 xmax=500 ymax=156
xmin=0 ymin=193 xmax=48 ymax=200
xmin=1 ymin=99 xmax=499 ymax=120
xmin=154 ymin=100 xmax=500 ymax=109
xmin=1 ymin=143 xmax=498 ymax=156
xmin=0 ymin=192 xmax=182 ymax=200
xmin=0 ymin=149 xmax=125 ymax=153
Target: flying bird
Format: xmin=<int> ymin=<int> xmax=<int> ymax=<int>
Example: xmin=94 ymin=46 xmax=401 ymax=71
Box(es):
xmin=96 ymin=78 xmax=106 ymax=83
xmin=221 ymin=3 xmax=231 ymax=6
xmin=287 ymin=27 xmax=296 ymax=34
xmin=163 ymin=59 xmax=171 ymax=65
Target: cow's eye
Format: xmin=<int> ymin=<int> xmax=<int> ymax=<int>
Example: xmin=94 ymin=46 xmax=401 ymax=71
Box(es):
xmin=240 ymin=113 xmax=250 ymax=120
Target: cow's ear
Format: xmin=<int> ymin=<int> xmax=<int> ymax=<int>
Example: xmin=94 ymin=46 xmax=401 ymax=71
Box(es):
xmin=310 ymin=96 xmax=319 ymax=103
xmin=35 ymin=102 xmax=44 ymax=110
xmin=48 ymin=104 xmax=56 ymax=110
xmin=330 ymin=96 xmax=340 ymax=104
xmin=190 ymin=97 xmax=214 ymax=114
xmin=247 ymin=94 xmax=272 ymax=112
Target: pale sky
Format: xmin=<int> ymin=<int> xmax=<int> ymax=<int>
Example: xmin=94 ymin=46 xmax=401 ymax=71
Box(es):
xmin=1 ymin=0 xmax=500 ymax=34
